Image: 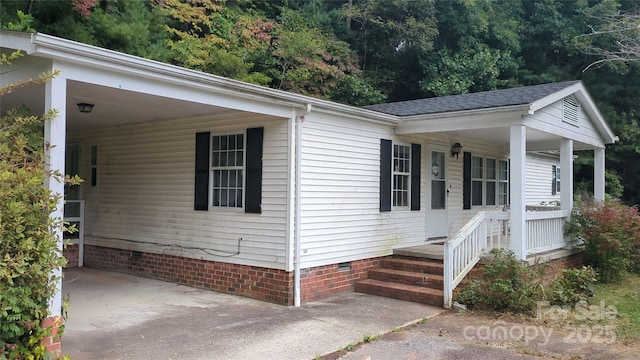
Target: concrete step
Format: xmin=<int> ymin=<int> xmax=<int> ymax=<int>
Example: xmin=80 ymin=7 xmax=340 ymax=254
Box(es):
xmin=393 ymin=244 xmax=445 ymax=260
xmin=355 ymin=279 xmax=444 ymax=307
xmin=380 ymin=257 xmax=444 ymax=275
xmin=368 ymin=268 xmax=444 ymax=290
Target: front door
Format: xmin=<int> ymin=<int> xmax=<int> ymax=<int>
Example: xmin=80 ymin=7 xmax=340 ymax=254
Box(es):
xmin=427 ymin=144 xmax=448 ymax=239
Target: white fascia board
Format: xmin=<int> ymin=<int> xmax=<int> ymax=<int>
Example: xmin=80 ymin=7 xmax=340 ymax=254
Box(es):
xmin=0 ymin=30 xmax=37 ymax=53
xmin=395 ymin=105 xmax=530 ymax=134
xmin=523 ymin=117 xmax=606 ymax=148
xmin=25 ymin=32 xmax=398 ymax=125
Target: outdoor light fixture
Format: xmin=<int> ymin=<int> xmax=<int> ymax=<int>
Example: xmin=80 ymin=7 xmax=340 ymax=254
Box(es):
xmin=451 ymin=142 xmax=462 ymax=159
xmin=77 ymin=102 xmax=94 ymax=113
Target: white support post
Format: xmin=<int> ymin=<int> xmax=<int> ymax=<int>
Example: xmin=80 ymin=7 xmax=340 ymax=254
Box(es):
xmin=560 ymin=139 xmax=573 ymax=212
xmin=509 ymin=125 xmax=527 ymax=260
xmin=594 ymin=148 xmax=605 ymax=201
xmin=44 ymin=72 xmax=66 ymax=318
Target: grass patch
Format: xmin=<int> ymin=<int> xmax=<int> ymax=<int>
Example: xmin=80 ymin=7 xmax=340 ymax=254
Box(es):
xmin=591 ymin=272 xmax=640 ymax=342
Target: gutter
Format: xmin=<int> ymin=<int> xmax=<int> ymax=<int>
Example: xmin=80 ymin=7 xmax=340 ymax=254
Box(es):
xmin=21 ymin=31 xmax=398 ymax=126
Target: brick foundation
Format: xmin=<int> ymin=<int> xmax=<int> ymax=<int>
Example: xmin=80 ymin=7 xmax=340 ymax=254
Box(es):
xmin=83 ymin=245 xmax=382 ymax=305
xmin=300 ymin=257 xmax=381 ymax=302
xmin=63 ymin=243 xmax=79 ymax=268
xmin=41 ymin=316 xmax=63 ymax=358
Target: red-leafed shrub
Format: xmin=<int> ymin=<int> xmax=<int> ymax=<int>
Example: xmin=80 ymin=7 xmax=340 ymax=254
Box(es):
xmin=566 ymin=199 xmax=640 ymax=282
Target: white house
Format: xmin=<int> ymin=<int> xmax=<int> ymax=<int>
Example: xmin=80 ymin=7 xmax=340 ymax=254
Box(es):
xmin=0 ymin=30 xmax=617 ymax=315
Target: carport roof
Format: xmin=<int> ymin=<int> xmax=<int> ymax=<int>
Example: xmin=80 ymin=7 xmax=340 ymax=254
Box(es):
xmin=364 ymin=81 xmax=582 ymax=116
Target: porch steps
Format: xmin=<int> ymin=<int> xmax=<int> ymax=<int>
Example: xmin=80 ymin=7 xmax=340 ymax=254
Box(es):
xmin=355 ymin=253 xmax=445 ymax=307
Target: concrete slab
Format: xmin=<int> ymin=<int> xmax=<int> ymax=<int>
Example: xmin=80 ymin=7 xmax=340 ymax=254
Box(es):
xmin=61 ymin=268 xmax=443 ymax=360
xmin=393 ymin=244 xmax=444 ymax=260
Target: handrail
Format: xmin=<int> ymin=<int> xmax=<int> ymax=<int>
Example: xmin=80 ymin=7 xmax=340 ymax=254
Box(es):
xmin=63 ymin=200 xmax=85 ymax=267
xmin=443 ymin=211 xmax=488 ymax=308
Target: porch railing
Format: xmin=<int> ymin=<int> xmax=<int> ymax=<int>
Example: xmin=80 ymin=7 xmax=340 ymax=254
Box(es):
xmin=443 ymin=211 xmax=487 ymax=309
xmin=526 ymin=209 xmax=570 ymax=254
xmin=443 ymin=209 xmax=570 ymax=308
xmin=63 ymin=200 xmax=85 ymax=267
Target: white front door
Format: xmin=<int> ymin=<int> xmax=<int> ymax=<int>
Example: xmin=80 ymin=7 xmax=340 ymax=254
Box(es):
xmin=427 ymin=144 xmax=448 ymax=239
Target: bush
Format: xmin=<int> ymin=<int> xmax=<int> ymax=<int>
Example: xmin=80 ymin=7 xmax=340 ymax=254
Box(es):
xmin=455 ymin=248 xmax=546 ymax=314
xmin=455 ymin=249 xmax=598 ymax=314
xmin=566 ymin=199 xmax=640 ymax=282
xmin=548 ymin=266 xmax=597 ymax=305
xmin=0 ymin=50 xmax=73 ymax=359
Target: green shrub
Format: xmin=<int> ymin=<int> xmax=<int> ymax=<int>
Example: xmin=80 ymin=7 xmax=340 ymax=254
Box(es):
xmin=566 ymin=199 xmax=640 ymax=282
xmin=455 ymin=248 xmax=546 ymax=314
xmin=0 ymin=51 xmax=74 ymax=359
xmin=548 ymin=266 xmax=597 ymax=305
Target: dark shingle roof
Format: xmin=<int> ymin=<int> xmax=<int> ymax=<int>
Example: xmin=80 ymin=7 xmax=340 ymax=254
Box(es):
xmin=364 ymin=81 xmax=581 ymax=116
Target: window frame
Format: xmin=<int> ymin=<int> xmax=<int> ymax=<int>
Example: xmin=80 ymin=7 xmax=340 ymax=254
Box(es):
xmin=210 ymin=132 xmax=246 ymax=210
xmin=555 ymin=166 xmax=561 ymax=194
xmin=471 ymin=155 xmax=484 ymax=207
xmin=392 ymin=142 xmax=411 ymax=209
xmin=470 ymin=155 xmax=509 ymax=208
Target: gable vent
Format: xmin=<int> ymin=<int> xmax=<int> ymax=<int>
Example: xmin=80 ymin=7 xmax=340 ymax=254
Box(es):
xmin=562 ymin=96 xmax=579 ymax=126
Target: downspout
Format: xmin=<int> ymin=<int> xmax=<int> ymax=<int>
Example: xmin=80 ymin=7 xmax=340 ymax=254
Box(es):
xmin=294 ymin=103 xmax=312 ymax=307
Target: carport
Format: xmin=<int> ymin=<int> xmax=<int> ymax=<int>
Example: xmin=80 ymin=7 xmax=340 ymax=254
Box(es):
xmin=61 ymin=268 xmax=441 ymax=359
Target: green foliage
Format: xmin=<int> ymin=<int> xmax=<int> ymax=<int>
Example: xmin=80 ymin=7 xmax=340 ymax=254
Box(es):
xmin=456 ymin=249 xmax=598 ymax=314
xmin=566 ymin=199 xmax=640 ymax=282
xmin=455 ymin=248 xmax=546 ymax=314
xmin=0 ymin=52 xmax=70 ymax=360
xmin=330 ymin=74 xmax=387 ymax=106
xmin=548 ymin=266 xmax=597 ymax=305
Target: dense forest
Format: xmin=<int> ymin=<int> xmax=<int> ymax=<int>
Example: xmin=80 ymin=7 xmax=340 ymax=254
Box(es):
xmin=1 ymin=0 xmax=640 ymax=204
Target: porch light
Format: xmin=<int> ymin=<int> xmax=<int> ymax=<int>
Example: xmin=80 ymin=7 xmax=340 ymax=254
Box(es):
xmin=451 ymin=142 xmax=462 ymax=159
xmin=77 ymin=102 xmax=94 ymax=113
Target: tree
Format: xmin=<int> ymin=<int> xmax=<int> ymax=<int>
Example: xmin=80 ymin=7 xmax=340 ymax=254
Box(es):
xmin=575 ymin=10 xmax=640 ymax=71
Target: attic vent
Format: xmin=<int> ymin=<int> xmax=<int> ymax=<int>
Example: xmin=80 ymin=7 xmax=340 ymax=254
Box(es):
xmin=562 ymin=96 xmax=579 ymax=126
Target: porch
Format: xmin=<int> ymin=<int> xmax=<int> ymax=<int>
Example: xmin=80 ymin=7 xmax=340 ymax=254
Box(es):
xmin=356 ymin=207 xmax=578 ymax=308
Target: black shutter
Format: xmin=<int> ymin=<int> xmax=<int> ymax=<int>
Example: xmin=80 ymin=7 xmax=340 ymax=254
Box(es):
xmin=411 ymin=143 xmax=421 ymax=211
xmin=380 ymin=139 xmax=392 ymax=212
xmin=245 ymin=127 xmax=264 ymax=214
xmin=551 ymin=165 xmax=557 ymax=195
xmin=194 ymin=132 xmax=210 ymax=211
xmin=463 ymin=152 xmax=471 ymax=210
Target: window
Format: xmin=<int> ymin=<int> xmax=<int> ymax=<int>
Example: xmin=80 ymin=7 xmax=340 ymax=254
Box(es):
xmin=486 ymin=158 xmax=497 ymax=206
xmin=471 ymin=155 xmax=483 ymax=206
xmin=553 ymin=165 xmax=561 ymax=194
xmin=464 ymin=153 xmax=509 ymax=209
xmin=90 ymin=145 xmax=98 ymax=187
xmin=393 ymin=144 xmax=411 ymax=207
xmin=498 ymin=160 xmax=509 ymax=205
xmin=211 ymin=134 xmax=244 ymax=208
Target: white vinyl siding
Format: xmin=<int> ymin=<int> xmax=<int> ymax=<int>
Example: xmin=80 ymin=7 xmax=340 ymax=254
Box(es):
xmin=525 ymin=154 xmax=561 ymax=206
xmin=298 ymin=113 xmax=426 ymax=268
xmin=68 ymin=111 xmax=289 ymax=270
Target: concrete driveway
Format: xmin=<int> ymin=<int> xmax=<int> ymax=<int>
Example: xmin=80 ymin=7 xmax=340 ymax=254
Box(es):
xmin=61 ymin=268 xmax=443 ymax=360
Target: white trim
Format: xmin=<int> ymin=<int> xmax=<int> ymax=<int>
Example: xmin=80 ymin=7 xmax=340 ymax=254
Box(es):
xmin=45 ymin=68 xmax=66 ymax=317
xmin=594 ymin=148 xmax=606 ymax=201
xmin=510 ymin=125 xmax=527 ymax=260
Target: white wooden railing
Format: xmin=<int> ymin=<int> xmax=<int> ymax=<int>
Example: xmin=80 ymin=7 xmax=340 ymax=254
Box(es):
xmin=63 ymin=200 xmax=85 ymax=267
xmin=526 ymin=209 xmax=570 ymax=254
xmin=444 ymin=211 xmax=488 ymax=309
xmin=443 ymin=209 xmax=570 ymax=308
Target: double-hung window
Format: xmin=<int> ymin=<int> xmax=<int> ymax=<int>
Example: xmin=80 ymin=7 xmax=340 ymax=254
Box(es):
xmin=498 ymin=160 xmax=509 ymax=205
xmin=393 ymin=143 xmax=411 ymax=207
xmin=471 ymin=155 xmax=484 ymax=206
xmin=465 ymin=154 xmax=509 ymax=208
xmin=211 ymin=134 xmax=244 ymax=208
